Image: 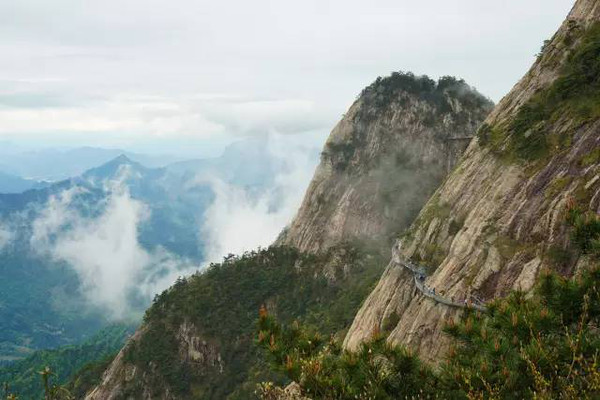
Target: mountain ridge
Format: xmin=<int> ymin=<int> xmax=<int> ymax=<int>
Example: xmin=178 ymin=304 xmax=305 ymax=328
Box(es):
xmin=344 ymin=0 xmax=600 ymax=362
xmin=81 ymin=73 xmax=493 ymax=399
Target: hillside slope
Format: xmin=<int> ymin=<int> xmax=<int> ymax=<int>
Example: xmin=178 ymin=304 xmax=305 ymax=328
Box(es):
xmin=279 ymin=75 xmax=492 ymax=253
xmin=82 ymin=74 xmax=491 ymax=399
xmin=345 ymin=0 xmax=600 ymax=362
xmin=84 ymin=245 xmax=387 ymax=399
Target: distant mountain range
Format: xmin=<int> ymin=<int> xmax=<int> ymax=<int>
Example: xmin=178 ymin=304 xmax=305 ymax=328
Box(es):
xmin=0 ymin=137 xmax=319 ymax=361
xmin=0 ymin=146 xmax=187 ymax=182
xmin=0 ymin=171 xmax=49 ymax=194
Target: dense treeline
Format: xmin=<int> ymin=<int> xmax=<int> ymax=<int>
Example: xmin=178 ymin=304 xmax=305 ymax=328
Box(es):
xmin=0 ymin=324 xmax=133 ymax=399
xmin=257 ymin=267 xmax=600 ymax=399
xmin=357 ymin=72 xmax=492 ymax=121
xmin=119 ymin=244 xmax=387 ymax=398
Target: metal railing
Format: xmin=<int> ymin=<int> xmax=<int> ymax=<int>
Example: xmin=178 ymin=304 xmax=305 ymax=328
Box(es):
xmin=391 ymin=244 xmax=487 ymax=312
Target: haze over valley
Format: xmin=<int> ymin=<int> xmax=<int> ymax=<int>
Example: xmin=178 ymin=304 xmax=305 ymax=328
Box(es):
xmin=3 ymin=1 xmax=599 ymax=399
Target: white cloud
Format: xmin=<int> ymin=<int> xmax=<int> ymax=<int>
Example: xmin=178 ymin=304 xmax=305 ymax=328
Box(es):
xmin=202 ymin=99 xmax=331 ymax=136
xmin=0 ymin=0 xmax=574 ymax=151
xmin=0 ymin=95 xmax=225 ymax=137
xmin=0 ymin=224 xmax=14 ymax=251
xmin=31 ymin=175 xmax=195 ymax=320
xmin=201 ymin=133 xmax=318 ymax=263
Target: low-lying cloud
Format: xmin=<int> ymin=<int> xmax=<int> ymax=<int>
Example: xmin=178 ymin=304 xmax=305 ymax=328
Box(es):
xmin=0 ymin=223 xmax=13 ymax=251
xmin=26 ymin=134 xmax=321 ymax=320
xmin=201 ymin=133 xmax=319 ymax=263
xmin=31 ymin=172 xmax=196 ymax=320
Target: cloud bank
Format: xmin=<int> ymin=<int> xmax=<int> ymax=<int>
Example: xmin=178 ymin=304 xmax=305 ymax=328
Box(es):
xmin=31 ymin=175 xmax=195 ymax=320
xmin=0 ymin=224 xmax=13 ymax=251
xmin=201 ymin=133 xmax=318 ymax=263
xmin=0 ymin=0 xmax=573 ymax=154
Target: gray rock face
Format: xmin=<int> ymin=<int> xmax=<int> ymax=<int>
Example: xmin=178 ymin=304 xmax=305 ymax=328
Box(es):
xmin=85 ymin=321 xmax=222 ymax=400
xmin=280 ymin=75 xmax=492 ymax=254
xmin=344 ymin=0 xmax=600 ymax=362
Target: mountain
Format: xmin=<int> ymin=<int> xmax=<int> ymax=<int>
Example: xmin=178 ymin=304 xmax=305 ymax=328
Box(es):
xmin=0 ymin=137 xmax=311 ymax=363
xmin=82 ymin=73 xmax=492 ymax=399
xmin=279 ymin=75 xmax=492 ymax=253
xmin=0 ymin=147 xmax=186 ymax=181
xmin=0 ymin=171 xmax=47 ymax=194
xmin=344 ymin=0 xmax=600 ymax=363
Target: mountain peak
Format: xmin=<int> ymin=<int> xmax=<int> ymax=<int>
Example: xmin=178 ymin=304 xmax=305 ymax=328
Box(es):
xmin=111 ymin=154 xmax=133 ymax=164
xmin=82 ymin=154 xmax=148 ymax=181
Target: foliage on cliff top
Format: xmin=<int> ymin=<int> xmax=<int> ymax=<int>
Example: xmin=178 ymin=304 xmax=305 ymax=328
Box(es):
xmin=257 ymin=314 xmax=438 ymax=399
xmin=359 ymin=72 xmax=492 ymax=114
xmin=478 ymin=21 xmax=600 ymax=162
xmin=258 ymin=267 xmax=600 ymax=399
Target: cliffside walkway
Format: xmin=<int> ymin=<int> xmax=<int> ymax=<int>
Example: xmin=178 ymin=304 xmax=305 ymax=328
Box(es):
xmin=391 ymin=245 xmax=487 ymax=312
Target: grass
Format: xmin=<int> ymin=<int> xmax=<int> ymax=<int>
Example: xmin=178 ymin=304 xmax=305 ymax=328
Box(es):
xmin=545 ymin=176 xmax=572 ymax=199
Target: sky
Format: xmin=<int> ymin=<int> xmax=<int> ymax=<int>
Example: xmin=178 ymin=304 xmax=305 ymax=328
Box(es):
xmin=0 ymin=0 xmax=574 ymax=157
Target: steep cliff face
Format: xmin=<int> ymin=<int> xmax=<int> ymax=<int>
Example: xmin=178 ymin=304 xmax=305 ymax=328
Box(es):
xmin=85 ymin=322 xmax=223 ymax=400
xmin=280 ymin=75 xmax=492 ymax=253
xmin=82 ymin=245 xmax=392 ymax=399
xmin=345 ymin=0 xmax=600 ymax=362
xmin=82 ymin=75 xmax=491 ymax=399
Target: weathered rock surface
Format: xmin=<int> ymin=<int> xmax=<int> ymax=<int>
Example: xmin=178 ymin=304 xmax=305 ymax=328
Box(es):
xmin=85 ymin=321 xmax=222 ymax=400
xmin=344 ymin=0 xmax=600 ymax=363
xmin=279 ymin=75 xmax=492 ymax=253
xmin=258 ymin=382 xmax=312 ymax=400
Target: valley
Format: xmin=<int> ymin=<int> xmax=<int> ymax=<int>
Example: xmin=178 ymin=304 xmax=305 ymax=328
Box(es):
xmin=1 ymin=0 xmax=599 ymax=399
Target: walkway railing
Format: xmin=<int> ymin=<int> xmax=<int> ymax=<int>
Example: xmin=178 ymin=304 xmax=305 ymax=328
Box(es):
xmin=391 ymin=244 xmax=487 ymax=312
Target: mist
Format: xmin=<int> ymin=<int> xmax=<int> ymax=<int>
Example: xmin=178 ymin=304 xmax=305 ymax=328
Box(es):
xmin=0 ymin=224 xmax=13 ymax=251
xmin=23 ymin=134 xmax=321 ymax=320
xmin=30 ymin=172 xmax=196 ymax=320
xmin=200 ymin=133 xmax=319 ymax=263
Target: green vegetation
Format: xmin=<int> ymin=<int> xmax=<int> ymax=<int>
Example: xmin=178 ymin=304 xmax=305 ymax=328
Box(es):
xmin=478 ymin=22 xmax=600 ymax=163
xmin=448 ymin=215 xmax=466 ymax=236
xmin=258 ymin=268 xmax=600 ymax=399
xmin=544 ymin=176 xmax=572 ymax=199
xmin=359 ymin=73 xmax=491 ymax=115
xmin=0 ymin=253 xmax=106 ymax=362
xmin=417 ymin=243 xmax=446 ymax=270
xmin=579 ymin=147 xmax=600 ymax=167
xmin=416 ymin=196 xmax=452 ymax=227
xmin=544 ymin=244 xmax=574 ymax=269
xmin=121 ymin=245 xmax=386 ymax=398
xmin=442 ymin=268 xmax=600 ymax=399
xmin=257 ymin=314 xmax=438 ymax=399
xmin=323 ymin=138 xmax=365 ymax=172
xmin=566 ymin=204 xmax=600 ymax=257
xmin=4 ymin=366 xmax=73 ymax=399
xmin=65 ymin=355 xmax=116 ymax=399
xmin=0 ymin=324 xmax=133 ymax=399
xmin=323 ymin=73 xmax=492 ymax=172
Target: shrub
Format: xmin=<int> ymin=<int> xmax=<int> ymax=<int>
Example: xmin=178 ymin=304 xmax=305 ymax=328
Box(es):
xmin=258 ymin=268 xmax=600 ymax=399
xmin=480 ymin=22 xmax=600 ymax=162
xmin=257 ymin=313 xmax=438 ymax=399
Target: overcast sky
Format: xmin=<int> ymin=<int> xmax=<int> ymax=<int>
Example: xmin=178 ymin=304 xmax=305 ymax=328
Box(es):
xmin=0 ymin=0 xmax=574 ymax=156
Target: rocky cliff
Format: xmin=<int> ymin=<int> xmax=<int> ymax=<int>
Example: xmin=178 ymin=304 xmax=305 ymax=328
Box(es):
xmin=344 ymin=0 xmax=600 ymax=363
xmin=82 ymin=75 xmax=491 ymax=399
xmin=279 ymin=74 xmax=492 ymax=253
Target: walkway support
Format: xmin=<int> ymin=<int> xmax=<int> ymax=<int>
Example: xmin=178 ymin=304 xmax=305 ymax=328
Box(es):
xmin=391 ymin=242 xmax=488 ymax=312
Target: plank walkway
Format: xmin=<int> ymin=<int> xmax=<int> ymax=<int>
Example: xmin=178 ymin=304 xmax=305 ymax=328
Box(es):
xmin=391 ymin=244 xmax=487 ymax=312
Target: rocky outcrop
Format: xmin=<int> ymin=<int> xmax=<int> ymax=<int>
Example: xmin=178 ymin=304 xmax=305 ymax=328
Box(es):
xmin=85 ymin=321 xmax=222 ymax=400
xmin=258 ymin=382 xmax=312 ymax=400
xmin=279 ymin=75 xmax=492 ymax=253
xmin=344 ymin=0 xmax=600 ymax=362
